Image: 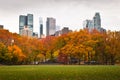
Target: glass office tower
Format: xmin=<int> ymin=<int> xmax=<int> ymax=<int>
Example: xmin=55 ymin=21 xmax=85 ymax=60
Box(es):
xmin=19 ymin=14 xmax=33 ymax=36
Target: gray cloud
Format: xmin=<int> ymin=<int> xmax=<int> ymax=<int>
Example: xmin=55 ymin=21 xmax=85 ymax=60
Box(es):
xmin=0 ymin=0 xmax=120 ymax=13
xmin=0 ymin=0 xmax=120 ymax=33
xmin=1 ymin=0 xmax=120 ymax=9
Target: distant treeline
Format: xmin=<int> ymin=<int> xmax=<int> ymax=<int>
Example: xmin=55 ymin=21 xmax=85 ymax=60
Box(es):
xmin=0 ymin=29 xmax=120 ymax=65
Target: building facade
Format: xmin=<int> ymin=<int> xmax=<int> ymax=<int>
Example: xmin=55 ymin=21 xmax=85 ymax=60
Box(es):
xmin=93 ymin=12 xmax=101 ymax=31
xmin=61 ymin=27 xmax=71 ymax=34
xmin=39 ymin=17 xmax=43 ymax=38
xmin=27 ymin=14 xmax=33 ymax=33
xmin=83 ymin=20 xmax=94 ymax=32
xmin=19 ymin=14 xmax=33 ymax=36
xmin=0 ymin=25 xmax=4 ymax=29
xmin=55 ymin=27 xmax=72 ymax=36
xmin=21 ymin=26 xmax=33 ymax=37
xmin=46 ymin=17 xmax=56 ymax=36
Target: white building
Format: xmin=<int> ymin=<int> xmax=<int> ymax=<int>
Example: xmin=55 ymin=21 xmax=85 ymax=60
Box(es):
xmin=21 ymin=26 xmax=33 ymax=37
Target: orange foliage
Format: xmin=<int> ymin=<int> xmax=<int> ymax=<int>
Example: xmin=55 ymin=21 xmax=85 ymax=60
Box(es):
xmin=8 ymin=45 xmax=26 ymax=62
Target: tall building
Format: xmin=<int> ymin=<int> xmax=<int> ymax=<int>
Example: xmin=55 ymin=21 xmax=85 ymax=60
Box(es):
xmin=39 ymin=17 xmax=43 ymax=38
xmin=83 ymin=12 xmax=105 ymax=32
xmin=0 ymin=25 xmax=4 ymax=29
xmin=83 ymin=20 xmax=94 ymax=32
xmin=19 ymin=14 xmax=33 ymax=36
xmin=93 ymin=12 xmax=101 ymax=31
xmin=27 ymin=14 xmax=33 ymax=33
xmin=19 ymin=15 xmax=27 ymax=34
xmin=46 ymin=17 xmax=56 ymax=36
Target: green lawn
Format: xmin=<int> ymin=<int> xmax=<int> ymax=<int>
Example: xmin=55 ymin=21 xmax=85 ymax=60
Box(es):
xmin=0 ymin=65 xmax=120 ymax=80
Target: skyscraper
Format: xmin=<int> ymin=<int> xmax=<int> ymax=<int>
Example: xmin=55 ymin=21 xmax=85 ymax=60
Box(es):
xmin=93 ymin=12 xmax=101 ymax=30
xmin=83 ymin=12 xmax=105 ymax=32
xmin=39 ymin=17 xmax=43 ymax=38
xmin=19 ymin=14 xmax=33 ymax=36
xmin=19 ymin=15 xmax=27 ymax=35
xmin=46 ymin=17 xmax=56 ymax=36
xmin=27 ymin=14 xmax=33 ymax=33
xmin=0 ymin=25 xmax=4 ymax=29
xmin=83 ymin=20 xmax=94 ymax=32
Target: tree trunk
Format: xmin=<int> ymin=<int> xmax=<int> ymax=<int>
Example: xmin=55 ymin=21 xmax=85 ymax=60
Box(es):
xmin=78 ymin=59 xmax=80 ymax=65
xmin=88 ymin=52 xmax=90 ymax=65
xmin=111 ymin=55 xmax=115 ymax=65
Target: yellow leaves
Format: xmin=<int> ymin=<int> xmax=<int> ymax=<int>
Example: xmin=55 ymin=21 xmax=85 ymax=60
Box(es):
xmin=53 ymin=50 xmax=59 ymax=57
xmin=37 ymin=53 xmax=44 ymax=59
xmin=8 ymin=46 xmax=12 ymax=52
xmin=105 ymin=45 xmax=111 ymax=52
xmin=64 ymin=37 xmax=70 ymax=42
xmin=8 ymin=45 xmax=26 ymax=61
xmin=0 ymin=42 xmax=6 ymax=53
xmin=86 ymin=47 xmax=93 ymax=52
xmin=0 ymin=42 xmax=5 ymax=48
xmin=61 ymin=44 xmax=74 ymax=55
xmin=8 ymin=45 xmax=21 ymax=55
xmin=59 ymin=29 xmax=99 ymax=62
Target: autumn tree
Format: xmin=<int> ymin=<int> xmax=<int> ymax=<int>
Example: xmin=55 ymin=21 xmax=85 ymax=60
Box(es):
xmin=0 ymin=28 xmax=120 ymax=65
xmin=0 ymin=42 xmax=8 ymax=64
xmin=7 ymin=45 xmax=26 ymax=64
xmin=0 ymin=30 xmax=13 ymax=46
xmin=105 ymin=31 xmax=120 ymax=64
xmin=40 ymin=36 xmax=57 ymax=62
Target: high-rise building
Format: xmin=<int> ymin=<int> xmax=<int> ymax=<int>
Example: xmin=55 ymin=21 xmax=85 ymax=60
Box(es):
xmin=93 ymin=12 xmax=101 ymax=30
xmin=19 ymin=15 xmax=27 ymax=34
xmin=46 ymin=17 xmax=56 ymax=36
xmin=83 ymin=12 xmax=105 ymax=32
xmin=27 ymin=14 xmax=33 ymax=33
xmin=0 ymin=25 xmax=4 ymax=29
xmin=39 ymin=17 xmax=43 ymax=38
xmin=19 ymin=14 xmax=33 ymax=36
xmin=83 ymin=20 xmax=94 ymax=32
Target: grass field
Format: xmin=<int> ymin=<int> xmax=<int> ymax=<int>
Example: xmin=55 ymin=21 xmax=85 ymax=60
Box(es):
xmin=0 ymin=65 xmax=120 ymax=80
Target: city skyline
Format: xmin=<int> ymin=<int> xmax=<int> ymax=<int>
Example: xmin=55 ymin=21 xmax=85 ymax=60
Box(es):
xmin=0 ymin=0 xmax=120 ymax=34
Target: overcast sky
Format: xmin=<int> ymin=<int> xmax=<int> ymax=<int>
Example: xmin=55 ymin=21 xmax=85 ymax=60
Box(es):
xmin=0 ymin=0 xmax=120 ymax=35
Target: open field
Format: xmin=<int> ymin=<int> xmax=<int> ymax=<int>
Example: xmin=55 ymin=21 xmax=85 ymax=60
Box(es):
xmin=0 ymin=65 xmax=120 ymax=80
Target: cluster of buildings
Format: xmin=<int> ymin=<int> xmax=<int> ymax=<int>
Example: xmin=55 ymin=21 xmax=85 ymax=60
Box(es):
xmin=83 ymin=12 xmax=106 ymax=32
xmin=18 ymin=12 xmax=106 ymax=38
xmin=0 ymin=25 xmax=4 ymax=29
xmin=19 ymin=14 xmax=72 ymax=38
xmin=0 ymin=12 xmax=106 ymax=39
